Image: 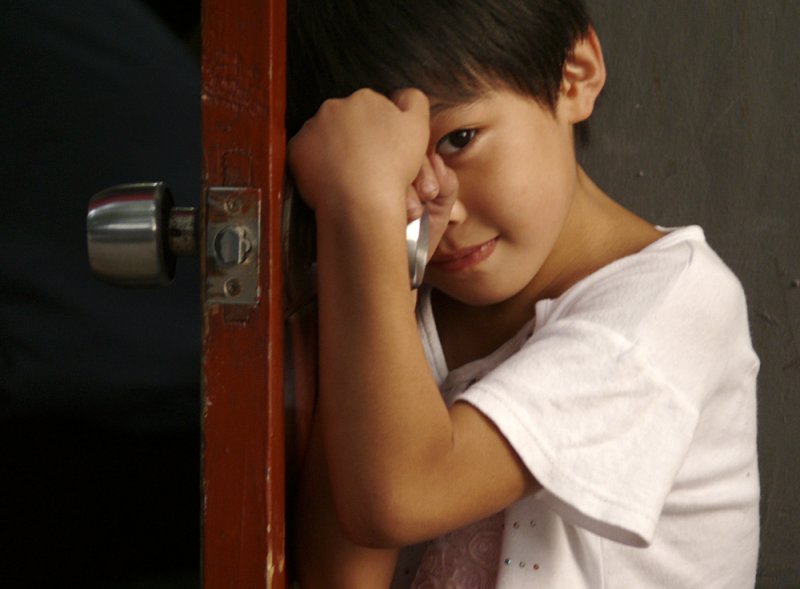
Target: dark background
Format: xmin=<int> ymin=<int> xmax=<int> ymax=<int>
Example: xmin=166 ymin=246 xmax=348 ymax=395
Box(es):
xmin=1 ymin=1 xmax=201 ymax=587
xmin=1 ymin=0 xmax=797 ymax=587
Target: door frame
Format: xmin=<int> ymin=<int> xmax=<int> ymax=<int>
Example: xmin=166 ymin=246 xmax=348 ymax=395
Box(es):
xmin=200 ymin=1 xmax=287 ymax=586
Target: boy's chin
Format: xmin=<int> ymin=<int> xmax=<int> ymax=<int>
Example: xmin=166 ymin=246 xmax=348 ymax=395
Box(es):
xmin=429 ymin=280 xmax=522 ymax=308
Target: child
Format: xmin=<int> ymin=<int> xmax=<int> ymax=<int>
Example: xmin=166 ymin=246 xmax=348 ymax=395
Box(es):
xmin=286 ymin=0 xmax=760 ymax=587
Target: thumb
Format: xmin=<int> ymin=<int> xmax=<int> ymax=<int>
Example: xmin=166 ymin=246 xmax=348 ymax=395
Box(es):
xmin=424 ymin=154 xmax=459 ymax=259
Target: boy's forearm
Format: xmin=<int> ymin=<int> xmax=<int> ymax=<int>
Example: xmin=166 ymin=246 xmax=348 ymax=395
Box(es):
xmin=294 ymin=420 xmax=398 ymax=588
xmin=315 ymin=207 xmax=454 ymax=545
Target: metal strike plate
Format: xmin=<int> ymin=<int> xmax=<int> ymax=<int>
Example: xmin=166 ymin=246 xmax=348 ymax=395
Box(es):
xmin=206 ymin=187 xmax=260 ymax=305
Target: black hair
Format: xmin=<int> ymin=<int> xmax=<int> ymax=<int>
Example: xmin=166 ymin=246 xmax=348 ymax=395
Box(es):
xmin=284 ymin=0 xmax=594 ymax=311
xmin=287 ymin=0 xmax=592 ymax=137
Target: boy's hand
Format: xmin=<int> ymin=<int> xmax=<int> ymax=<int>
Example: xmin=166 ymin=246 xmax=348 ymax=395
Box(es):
xmin=287 ymin=88 xmax=430 ymax=221
xmin=408 ymin=153 xmax=459 ymax=263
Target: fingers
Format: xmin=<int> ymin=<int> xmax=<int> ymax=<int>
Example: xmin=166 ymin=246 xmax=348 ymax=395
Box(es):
xmin=415 ymin=158 xmax=439 ymax=200
xmin=406 ymin=186 xmax=423 ymax=221
xmin=408 ymin=156 xmax=440 ymax=221
xmin=389 ymin=89 xmax=456 ymax=227
xmin=422 ymin=154 xmax=460 ymax=260
xmin=426 ymin=154 xmax=458 ymax=219
xmin=390 ymin=88 xmax=435 ymax=221
xmin=408 ymin=151 xmax=461 ymax=221
xmin=431 ymin=154 xmax=457 ymax=203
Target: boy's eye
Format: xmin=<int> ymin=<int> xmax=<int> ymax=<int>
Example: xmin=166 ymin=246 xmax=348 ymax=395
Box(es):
xmin=436 ymin=129 xmax=477 ymax=156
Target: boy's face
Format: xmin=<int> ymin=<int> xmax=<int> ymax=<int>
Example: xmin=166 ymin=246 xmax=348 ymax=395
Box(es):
xmin=423 ymin=89 xmax=581 ymax=307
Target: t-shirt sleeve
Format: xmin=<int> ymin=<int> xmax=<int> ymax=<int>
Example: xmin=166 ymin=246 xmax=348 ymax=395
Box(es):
xmin=454 ymin=238 xmax=752 ymax=547
xmin=458 ymin=317 xmax=699 ymax=547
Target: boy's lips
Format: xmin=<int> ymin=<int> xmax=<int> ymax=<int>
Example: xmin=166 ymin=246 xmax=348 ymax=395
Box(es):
xmin=430 ymin=237 xmax=499 ymax=273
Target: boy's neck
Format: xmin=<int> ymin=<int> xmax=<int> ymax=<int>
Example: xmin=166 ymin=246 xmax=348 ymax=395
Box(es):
xmin=431 ymin=286 xmax=538 ymax=371
xmin=432 ymin=166 xmax=662 ymax=370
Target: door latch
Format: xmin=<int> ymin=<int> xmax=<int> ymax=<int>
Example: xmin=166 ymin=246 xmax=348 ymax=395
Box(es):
xmin=87 ymin=183 xmax=261 ymax=307
xmin=205 ymin=186 xmax=260 ymax=305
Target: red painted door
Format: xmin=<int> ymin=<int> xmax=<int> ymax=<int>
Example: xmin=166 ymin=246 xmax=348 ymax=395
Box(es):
xmin=200 ymin=0 xmax=287 ymax=586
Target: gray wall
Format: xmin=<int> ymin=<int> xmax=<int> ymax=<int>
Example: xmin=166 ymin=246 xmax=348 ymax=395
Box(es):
xmin=581 ymin=2 xmax=800 ymax=586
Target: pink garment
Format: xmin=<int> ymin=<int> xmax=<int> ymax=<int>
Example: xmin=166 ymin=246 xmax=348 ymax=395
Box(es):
xmin=411 ymin=511 xmax=504 ymax=589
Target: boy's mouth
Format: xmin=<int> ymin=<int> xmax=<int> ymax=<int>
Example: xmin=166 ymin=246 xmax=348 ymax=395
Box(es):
xmin=430 ymin=237 xmax=499 ymax=273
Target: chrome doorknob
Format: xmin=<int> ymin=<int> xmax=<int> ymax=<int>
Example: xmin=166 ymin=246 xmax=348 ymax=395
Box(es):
xmin=86 ymin=182 xmax=197 ymax=286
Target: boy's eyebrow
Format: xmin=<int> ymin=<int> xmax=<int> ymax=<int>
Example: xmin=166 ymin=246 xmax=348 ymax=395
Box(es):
xmin=429 ymin=101 xmax=457 ymax=116
xmin=429 ymin=99 xmax=480 ymax=118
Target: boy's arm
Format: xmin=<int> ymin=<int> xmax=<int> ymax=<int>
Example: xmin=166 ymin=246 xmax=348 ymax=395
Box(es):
xmin=289 ymin=88 xmax=537 ymax=549
xmin=293 ymin=420 xmax=398 ymax=588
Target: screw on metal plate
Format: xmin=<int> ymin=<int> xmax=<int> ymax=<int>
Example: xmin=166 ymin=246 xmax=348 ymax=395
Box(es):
xmin=223 ymin=278 xmax=242 ymax=297
xmin=225 ymin=197 xmax=242 ymax=214
xmin=206 ymin=187 xmax=260 ymax=305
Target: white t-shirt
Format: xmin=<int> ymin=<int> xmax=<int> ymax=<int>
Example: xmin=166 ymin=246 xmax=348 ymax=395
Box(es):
xmin=396 ymin=226 xmax=760 ymax=588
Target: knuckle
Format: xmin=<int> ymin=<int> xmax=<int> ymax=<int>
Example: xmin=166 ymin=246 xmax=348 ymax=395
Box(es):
xmin=317 ymin=97 xmax=339 ymax=115
xmin=351 ymin=88 xmax=381 ymax=105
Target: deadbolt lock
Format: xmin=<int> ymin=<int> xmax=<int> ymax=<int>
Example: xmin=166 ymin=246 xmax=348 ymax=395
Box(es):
xmin=87 ymin=183 xmax=261 ymax=306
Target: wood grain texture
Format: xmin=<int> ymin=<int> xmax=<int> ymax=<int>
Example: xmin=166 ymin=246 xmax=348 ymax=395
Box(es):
xmin=201 ymin=0 xmax=287 ymax=587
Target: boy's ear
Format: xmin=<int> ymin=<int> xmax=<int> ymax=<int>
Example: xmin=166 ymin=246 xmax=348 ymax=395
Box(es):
xmin=559 ymin=27 xmax=606 ymax=124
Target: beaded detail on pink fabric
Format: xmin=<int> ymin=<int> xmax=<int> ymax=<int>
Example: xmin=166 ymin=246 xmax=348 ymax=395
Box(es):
xmin=410 ymin=511 xmax=503 ymax=589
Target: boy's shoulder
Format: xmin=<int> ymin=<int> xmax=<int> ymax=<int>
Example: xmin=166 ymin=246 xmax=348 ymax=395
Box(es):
xmin=530 ymin=223 xmax=756 ymax=402
xmin=538 ymin=225 xmax=749 ymax=340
